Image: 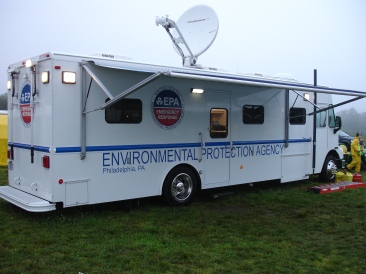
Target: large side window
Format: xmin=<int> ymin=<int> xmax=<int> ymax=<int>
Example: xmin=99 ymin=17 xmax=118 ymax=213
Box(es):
xmin=243 ymin=105 xmax=264 ymax=124
xmin=328 ymin=105 xmax=336 ymax=128
xmin=210 ymin=108 xmax=228 ymax=138
xmin=289 ymin=107 xmax=306 ymax=125
xmin=105 ymin=98 xmax=142 ymax=124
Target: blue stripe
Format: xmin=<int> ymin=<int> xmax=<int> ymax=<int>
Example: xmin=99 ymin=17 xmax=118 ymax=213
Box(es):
xmin=10 ymin=138 xmax=312 ymax=154
xmin=56 ymin=142 xmax=202 ymax=153
xmin=9 ymin=142 xmax=50 ymax=153
xmin=232 ymin=138 xmax=311 ymax=146
xmin=34 ymin=145 xmax=51 ymax=152
xmin=55 ymin=147 xmax=81 ymax=153
xmin=205 ymin=141 xmax=231 ymax=147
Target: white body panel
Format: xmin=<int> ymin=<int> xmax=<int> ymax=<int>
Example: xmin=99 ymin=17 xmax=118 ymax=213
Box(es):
xmin=1 ymin=52 xmax=343 ymax=211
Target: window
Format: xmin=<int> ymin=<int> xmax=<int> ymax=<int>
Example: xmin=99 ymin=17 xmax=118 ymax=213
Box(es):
xmin=328 ymin=105 xmax=336 ymax=128
xmin=243 ymin=105 xmax=264 ymax=124
xmin=316 ymin=110 xmax=326 ymax=127
xmin=210 ymin=108 xmax=228 ymax=138
xmin=289 ymin=107 xmax=306 ymax=125
xmin=105 ymin=98 xmax=142 ymax=124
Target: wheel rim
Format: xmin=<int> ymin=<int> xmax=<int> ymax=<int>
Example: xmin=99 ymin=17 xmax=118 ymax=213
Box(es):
xmin=326 ymin=159 xmax=337 ymax=179
xmin=171 ymin=173 xmax=193 ymax=202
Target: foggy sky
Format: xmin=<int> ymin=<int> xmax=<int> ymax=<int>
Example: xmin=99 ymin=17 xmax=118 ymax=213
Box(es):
xmin=1 ymin=0 xmax=365 ymax=112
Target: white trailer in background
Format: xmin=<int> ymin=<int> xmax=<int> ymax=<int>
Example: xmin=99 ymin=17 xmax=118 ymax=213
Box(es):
xmin=1 ymin=5 xmax=365 ymax=212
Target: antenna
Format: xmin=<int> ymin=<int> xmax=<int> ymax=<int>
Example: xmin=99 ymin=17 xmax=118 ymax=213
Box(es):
xmin=156 ymin=5 xmax=219 ymax=67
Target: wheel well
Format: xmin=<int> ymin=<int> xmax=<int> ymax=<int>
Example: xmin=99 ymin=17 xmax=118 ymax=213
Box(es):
xmin=325 ymin=150 xmax=341 ymax=169
xmin=320 ymin=150 xmax=343 ymax=173
xmin=164 ymin=164 xmax=202 ymax=192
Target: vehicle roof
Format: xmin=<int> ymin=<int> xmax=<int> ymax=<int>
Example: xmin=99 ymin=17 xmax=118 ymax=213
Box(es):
xmin=8 ymin=51 xmax=366 ymax=98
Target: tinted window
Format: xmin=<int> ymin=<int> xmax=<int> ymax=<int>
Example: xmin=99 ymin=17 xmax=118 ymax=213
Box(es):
xmin=328 ymin=105 xmax=336 ymax=128
xmin=243 ymin=105 xmax=264 ymax=124
xmin=105 ymin=99 xmax=142 ymax=124
xmin=316 ymin=110 xmax=326 ymax=127
xmin=289 ymin=107 xmax=306 ymax=125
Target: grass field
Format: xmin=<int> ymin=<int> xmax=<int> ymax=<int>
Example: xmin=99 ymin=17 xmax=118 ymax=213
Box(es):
xmin=0 ymin=166 xmax=366 ymax=273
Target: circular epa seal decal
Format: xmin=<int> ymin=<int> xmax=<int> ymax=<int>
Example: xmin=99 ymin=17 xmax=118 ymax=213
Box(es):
xmin=19 ymin=81 xmax=32 ymax=127
xmin=151 ymin=86 xmax=185 ymax=129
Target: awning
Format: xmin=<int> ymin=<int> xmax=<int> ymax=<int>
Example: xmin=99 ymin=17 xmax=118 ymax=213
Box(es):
xmin=82 ymin=60 xmax=366 ymax=112
xmin=164 ymin=70 xmax=366 ymax=97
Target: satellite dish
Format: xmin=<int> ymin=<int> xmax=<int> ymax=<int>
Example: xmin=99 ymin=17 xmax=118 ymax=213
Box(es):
xmin=156 ymin=5 xmax=219 ymax=67
xmin=172 ymin=5 xmax=219 ymax=60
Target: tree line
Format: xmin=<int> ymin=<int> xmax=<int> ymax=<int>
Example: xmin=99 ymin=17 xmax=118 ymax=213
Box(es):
xmin=0 ymin=94 xmax=7 ymax=110
xmin=337 ymin=108 xmax=365 ymax=137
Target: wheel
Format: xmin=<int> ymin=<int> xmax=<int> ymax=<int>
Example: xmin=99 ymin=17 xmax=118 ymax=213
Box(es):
xmin=320 ymin=155 xmax=337 ymax=182
xmin=162 ymin=166 xmax=198 ymax=206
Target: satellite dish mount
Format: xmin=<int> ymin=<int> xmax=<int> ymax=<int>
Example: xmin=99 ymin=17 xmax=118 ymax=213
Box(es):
xmin=156 ymin=5 xmax=219 ymax=67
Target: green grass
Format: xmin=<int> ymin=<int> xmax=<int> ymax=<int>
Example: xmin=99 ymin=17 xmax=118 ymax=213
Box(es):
xmin=1 ymin=166 xmax=366 ymax=273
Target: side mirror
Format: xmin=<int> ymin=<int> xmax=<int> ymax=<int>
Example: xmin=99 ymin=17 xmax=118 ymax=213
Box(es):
xmin=333 ymin=116 xmax=341 ymax=134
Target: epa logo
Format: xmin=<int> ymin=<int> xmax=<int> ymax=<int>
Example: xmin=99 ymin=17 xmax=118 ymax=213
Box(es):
xmin=19 ymin=81 xmax=32 ymax=127
xmin=151 ymin=86 xmax=185 ymax=130
xmin=155 ymin=96 xmax=180 ymax=106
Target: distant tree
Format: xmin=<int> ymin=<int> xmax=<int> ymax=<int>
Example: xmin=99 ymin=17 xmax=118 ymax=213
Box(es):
xmin=337 ymin=108 xmax=365 ymax=136
xmin=0 ymin=94 xmax=7 ymax=110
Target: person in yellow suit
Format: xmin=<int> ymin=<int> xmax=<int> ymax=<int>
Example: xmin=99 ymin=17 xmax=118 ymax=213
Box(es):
xmin=346 ymin=132 xmax=362 ymax=172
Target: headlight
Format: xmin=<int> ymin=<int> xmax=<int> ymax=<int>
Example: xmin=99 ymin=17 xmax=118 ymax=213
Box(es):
xmin=7 ymin=80 xmax=11 ymax=90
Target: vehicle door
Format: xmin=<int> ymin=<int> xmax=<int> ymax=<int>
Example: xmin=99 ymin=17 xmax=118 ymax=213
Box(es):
xmin=203 ymin=91 xmax=231 ymax=185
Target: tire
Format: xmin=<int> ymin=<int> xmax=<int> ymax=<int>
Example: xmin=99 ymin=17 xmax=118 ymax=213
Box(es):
xmin=320 ymin=155 xmax=337 ymax=182
xmin=162 ymin=166 xmax=198 ymax=206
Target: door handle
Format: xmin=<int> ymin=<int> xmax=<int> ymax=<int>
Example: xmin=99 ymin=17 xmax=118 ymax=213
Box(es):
xmin=199 ymin=132 xmax=203 ymax=162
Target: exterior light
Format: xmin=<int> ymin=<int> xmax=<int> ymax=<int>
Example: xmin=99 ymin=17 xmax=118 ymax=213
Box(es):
xmin=41 ymin=71 xmax=49 ymax=83
xmin=25 ymin=59 xmax=37 ymax=68
xmin=7 ymin=80 xmax=11 ymax=90
xmin=42 ymin=155 xmax=50 ymax=168
xmin=191 ymin=88 xmax=204 ymax=94
xmin=304 ymin=93 xmax=310 ymax=101
xmin=62 ymin=72 xmax=76 ymax=84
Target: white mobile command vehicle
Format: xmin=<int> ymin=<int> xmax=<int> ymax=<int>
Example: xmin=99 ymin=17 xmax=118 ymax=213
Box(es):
xmin=1 ymin=5 xmax=366 ymax=212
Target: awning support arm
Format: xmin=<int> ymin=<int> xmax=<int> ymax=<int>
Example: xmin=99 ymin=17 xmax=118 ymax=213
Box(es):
xmin=291 ymin=94 xmax=299 ymax=108
xmin=79 ymin=65 xmax=162 ymax=159
xmin=81 ymin=64 xmax=87 ymax=160
xmin=81 ymin=63 xmax=114 ymax=99
xmin=308 ymin=96 xmax=363 ymax=116
xmin=80 ymin=63 xmax=162 ymax=113
xmin=99 ymin=72 xmax=162 ymax=110
xmin=83 ymin=78 xmax=93 ymax=113
xmin=284 ymin=89 xmax=289 ymax=148
xmin=292 ymin=89 xmax=322 ymax=110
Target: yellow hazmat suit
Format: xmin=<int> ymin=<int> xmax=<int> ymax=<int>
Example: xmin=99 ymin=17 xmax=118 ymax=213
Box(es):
xmin=346 ymin=136 xmax=361 ymax=172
